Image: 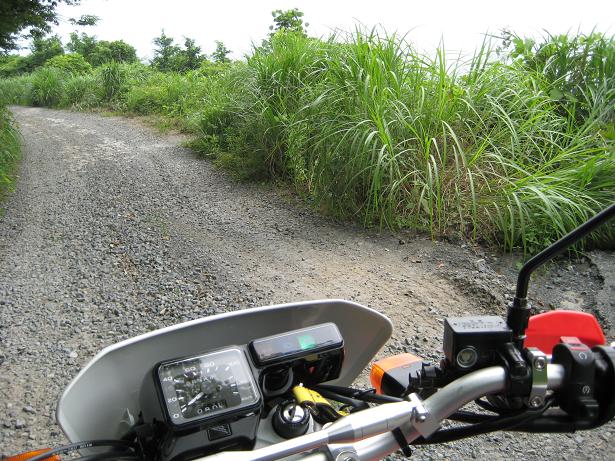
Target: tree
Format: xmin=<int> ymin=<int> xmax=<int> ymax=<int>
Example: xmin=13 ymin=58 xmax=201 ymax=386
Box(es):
xmin=22 ymin=34 xmax=64 ymax=71
xmin=0 ymin=54 xmax=26 ymax=77
xmin=67 ymin=33 xmax=137 ymax=67
xmin=44 ymin=52 xmax=92 ymax=74
xmin=181 ymin=37 xmax=204 ymax=70
xmin=151 ymin=30 xmax=180 ymax=71
xmin=68 ymin=14 xmax=99 ymax=27
xmin=269 ymin=9 xmax=308 ymax=36
xmin=67 ymin=32 xmax=98 ymax=58
xmin=212 ymin=41 xmax=231 ymax=63
xmin=92 ymin=40 xmax=137 ymax=66
xmin=151 ymin=31 xmax=205 ymax=72
xmin=107 ymin=40 xmax=137 ymax=63
xmin=0 ymin=0 xmax=78 ymax=52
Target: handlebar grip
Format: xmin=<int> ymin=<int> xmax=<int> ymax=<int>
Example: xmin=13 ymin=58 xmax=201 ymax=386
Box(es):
xmin=590 ymin=345 xmax=615 ymax=428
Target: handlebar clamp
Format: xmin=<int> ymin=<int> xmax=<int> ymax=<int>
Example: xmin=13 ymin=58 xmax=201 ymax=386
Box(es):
xmin=525 ymin=348 xmax=548 ymax=408
xmin=407 ymin=393 xmax=438 ymax=438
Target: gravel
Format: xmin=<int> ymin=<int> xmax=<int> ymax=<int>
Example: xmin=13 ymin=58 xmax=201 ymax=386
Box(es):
xmin=0 ymin=106 xmax=613 ymax=459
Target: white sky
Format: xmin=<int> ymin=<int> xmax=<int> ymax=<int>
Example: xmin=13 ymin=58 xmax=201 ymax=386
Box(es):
xmin=47 ymin=0 xmax=615 ymax=61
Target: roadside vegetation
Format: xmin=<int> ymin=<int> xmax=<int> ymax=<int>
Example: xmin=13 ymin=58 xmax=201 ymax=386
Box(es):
xmin=1 ymin=9 xmax=613 ymax=252
xmin=0 ymin=107 xmax=20 ymax=202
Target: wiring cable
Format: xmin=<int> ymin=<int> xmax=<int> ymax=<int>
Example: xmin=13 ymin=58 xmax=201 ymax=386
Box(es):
xmin=26 ymin=440 xmax=137 ymax=461
xmin=315 ymin=384 xmax=404 ymax=404
xmin=315 ymin=384 xmax=500 ymax=423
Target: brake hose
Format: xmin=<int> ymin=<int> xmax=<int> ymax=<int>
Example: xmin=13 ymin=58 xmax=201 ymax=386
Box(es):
xmin=73 ymin=456 xmax=140 ymax=461
xmin=413 ymin=399 xmax=555 ymax=445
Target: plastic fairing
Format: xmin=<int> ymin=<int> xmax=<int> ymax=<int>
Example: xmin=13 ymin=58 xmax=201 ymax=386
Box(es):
xmin=56 ymin=299 xmax=392 ymax=444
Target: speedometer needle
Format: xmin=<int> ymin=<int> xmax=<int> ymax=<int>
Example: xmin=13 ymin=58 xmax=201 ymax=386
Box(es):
xmin=187 ymin=392 xmax=204 ymax=406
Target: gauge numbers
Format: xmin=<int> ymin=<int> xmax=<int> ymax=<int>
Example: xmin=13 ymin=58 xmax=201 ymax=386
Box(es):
xmin=173 ymin=362 xmax=238 ymax=418
xmin=157 ymin=348 xmax=260 ymax=426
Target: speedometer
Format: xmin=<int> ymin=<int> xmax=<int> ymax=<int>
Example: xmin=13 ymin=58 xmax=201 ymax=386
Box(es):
xmin=156 ymin=347 xmax=261 ymax=427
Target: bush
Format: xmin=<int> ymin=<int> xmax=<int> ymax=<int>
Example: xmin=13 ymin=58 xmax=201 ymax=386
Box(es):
xmin=30 ymin=67 xmax=66 ymax=107
xmin=45 ymin=53 xmax=93 ymax=75
xmin=195 ymin=60 xmax=232 ymax=77
xmin=61 ymin=74 xmax=100 ymax=109
xmin=503 ymin=31 xmax=615 ymax=125
xmin=97 ymin=62 xmax=153 ymax=108
xmin=0 ymin=76 xmax=33 ymax=105
xmin=0 ymin=55 xmax=27 ymax=78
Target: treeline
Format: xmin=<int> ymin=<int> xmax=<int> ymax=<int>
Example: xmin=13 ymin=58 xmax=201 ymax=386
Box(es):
xmin=0 ymin=10 xmax=613 ymax=252
xmin=0 ymin=30 xmax=232 ymax=78
xmin=0 ymin=34 xmax=133 ymax=76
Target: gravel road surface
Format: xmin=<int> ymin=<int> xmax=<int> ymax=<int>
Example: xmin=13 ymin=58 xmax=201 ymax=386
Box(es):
xmin=0 ymin=107 xmax=613 ymax=459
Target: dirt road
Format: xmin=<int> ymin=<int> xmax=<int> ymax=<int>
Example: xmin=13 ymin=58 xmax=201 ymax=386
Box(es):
xmin=0 ymin=106 xmax=613 ymax=459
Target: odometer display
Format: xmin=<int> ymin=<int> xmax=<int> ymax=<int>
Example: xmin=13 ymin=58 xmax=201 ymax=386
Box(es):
xmin=157 ymin=347 xmax=260 ymax=426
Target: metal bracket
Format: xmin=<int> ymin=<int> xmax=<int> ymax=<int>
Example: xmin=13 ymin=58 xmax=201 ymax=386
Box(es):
xmin=327 ymin=445 xmax=359 ymax=461
xmin=526 ymin=348 xmax=548 ymax=408
xmin=406 ymin=393 xmax=438 ymax=437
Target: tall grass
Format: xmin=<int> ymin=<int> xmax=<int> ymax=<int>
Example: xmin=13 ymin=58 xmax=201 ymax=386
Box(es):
xmin=0 ymin=29 xmax=612 ymax=252
xmin=0 ymin=107 xmax=21 ymax=200
xmin=99 ymin=61 xmax=125 ymax=103
xmin=504 ymin=31 xmax=615 ymax=125
xmin=125 ymin=71 xmax=198 ymax=116
xmin=30 ymin=67 xmax=66 ymax=107
xmin=0 ymin=76 xmax=33 ymax=105
xmin=199 ymin=30 xmax=614 ymax=251
xmin=61 ymin=74 xmax=100 ymax=109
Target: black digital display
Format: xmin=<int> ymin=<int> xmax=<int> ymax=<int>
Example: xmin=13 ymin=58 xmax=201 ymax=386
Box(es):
xmin=250 ymin=323 xmax=343 ymax=367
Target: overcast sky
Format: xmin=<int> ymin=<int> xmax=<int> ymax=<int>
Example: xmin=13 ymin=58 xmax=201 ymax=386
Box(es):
xmin=49 ymin=0 xmax=615 ymax=61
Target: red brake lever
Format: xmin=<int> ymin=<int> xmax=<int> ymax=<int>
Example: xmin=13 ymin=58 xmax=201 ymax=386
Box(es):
xmin=525 ymin=310 xmax=607 ymax=353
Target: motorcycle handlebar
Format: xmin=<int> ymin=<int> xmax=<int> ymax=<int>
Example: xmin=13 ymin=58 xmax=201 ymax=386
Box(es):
xmin=201 ymin=364 xmax=566 ymax=461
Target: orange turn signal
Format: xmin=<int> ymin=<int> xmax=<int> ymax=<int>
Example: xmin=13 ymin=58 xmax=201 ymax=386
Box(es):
xmin=370 ymin=353 xmax=424 ymax=396
xmin=4 ymin=449 xmax=60 ymax=461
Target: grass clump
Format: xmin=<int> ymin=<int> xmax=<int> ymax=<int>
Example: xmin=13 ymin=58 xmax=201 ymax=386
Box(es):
xmin=99 ymin=61 xmax=126 ymax=103
xmin=0 ymin=76 xmax=33 ymax=105
xmin=61 ymin=73 xmax=100 ymax=109
xmin=0 ymin=107 xmax=21 ymax=200
xmin=30 ymin=67 xmax=66 ymax=107
xmin=125 ymin=72 xmax=194 ymax=116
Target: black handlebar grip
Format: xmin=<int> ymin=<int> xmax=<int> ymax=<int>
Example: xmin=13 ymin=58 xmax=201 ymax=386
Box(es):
xmin=590 ymin=345 xmax=615 ymax=428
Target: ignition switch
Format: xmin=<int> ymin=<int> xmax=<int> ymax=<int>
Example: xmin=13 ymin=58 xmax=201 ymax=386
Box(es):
xmin=272 ymin=400 xmax=311 ymax=439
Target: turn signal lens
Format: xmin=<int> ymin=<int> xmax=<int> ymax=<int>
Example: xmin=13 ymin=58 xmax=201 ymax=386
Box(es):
xmin=4 ymin=449 xmax=60 ymax=461
xmin=370 ymin=352 xmax=423 ymax=396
